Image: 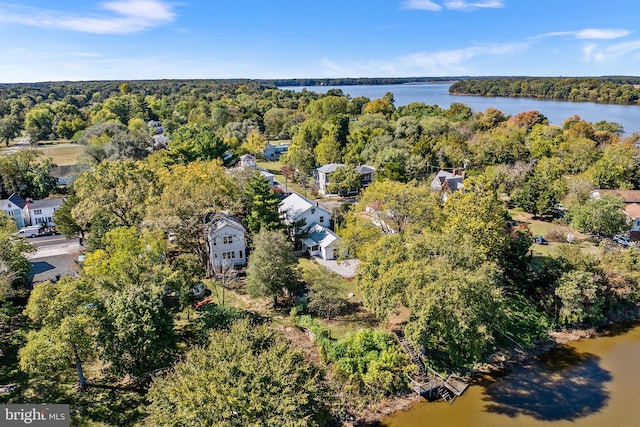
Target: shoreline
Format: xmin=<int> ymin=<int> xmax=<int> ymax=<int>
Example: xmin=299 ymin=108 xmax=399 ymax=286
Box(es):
xmin=354 ymin=314 xmax=640 ymax=425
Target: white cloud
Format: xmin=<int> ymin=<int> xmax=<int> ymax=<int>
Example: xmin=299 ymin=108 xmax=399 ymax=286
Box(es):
xmin=400 ymin=42 xmax=526 ymax=73
xmin=444 ymin=1 xmax=504 ymax=10
xmin=320 ymin=42 xmax=528 ymax=77
xmin=402 ymin=0 xmax=442 ymax=11
xmin=583 ymin=39 xmax=640 ymax=63
xmin=536 ymin=28 xmax=632 ymax=40
xmin=0 ymin=0 xmax=176 ymax=34
xmin=574 ymin=28 xmax=632 ymax=40
xmin=402 ymin=0 xmax=503 ymax=11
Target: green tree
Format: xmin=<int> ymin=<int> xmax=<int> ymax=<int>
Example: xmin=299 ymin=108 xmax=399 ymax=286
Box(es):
xmin=570 ymin=194 xmax=628 ymax=236
xmin=0 ymin=149 xmax=57 ymax=198
xmin=246 ymin=230 xmax=299 ymax=305
xmin=244 ymin=173 xmax=281 ymax=234
xmin=167 ymin=122 xmax=229 ymax=164
xmin=99 ymin=285 xmax=176 ymax=377
xmin=0 ymin=114 xmax=22 ymax=146
xmin=25 ymin=105 xmax=54 ymax=141
xmin=147 ymin=320 xmax=328 ymax=426
xmin=146 ymin=160 xmax=240 ymax=267
xmin=0 ymin=212 xmax=34 ymax=286
xmin=555 ymin=269 xmax=605 ymax=325
xmin=303 ymin=267 xmax=347 ymax=320
xmin=20 ymin=278 xmax=97 ymax=388
xmin=327 ymin=164 xmax=361 ymax=196
xmin=72 ymin=160 xmax=159 ymax=232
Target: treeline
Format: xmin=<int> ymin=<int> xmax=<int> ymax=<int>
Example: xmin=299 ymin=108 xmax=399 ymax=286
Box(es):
xmin=450 ymin=77 xmax=640 ymax=104
xmin=264 ymin=76 xmax=457 ymax=87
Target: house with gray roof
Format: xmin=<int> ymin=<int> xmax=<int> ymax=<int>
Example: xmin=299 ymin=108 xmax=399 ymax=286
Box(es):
xmin=301 ymin=222 xmax=343 ymax=260
xmin=430 ymin=170 xmax=465 ymax=198
xmin=279 ymin=193 xmax=331 ymax=232
xmin=204 ymin=213 xmax=247 ymax=267
xmin=28 ymin=197 xmax=64 ymax=226
xmin=315 ymin=163 xmax=376 ymax=195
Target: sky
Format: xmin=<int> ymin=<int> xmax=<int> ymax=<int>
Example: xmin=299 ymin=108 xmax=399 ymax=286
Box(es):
xmin=0 ymin=0 xmax=640 ymax=82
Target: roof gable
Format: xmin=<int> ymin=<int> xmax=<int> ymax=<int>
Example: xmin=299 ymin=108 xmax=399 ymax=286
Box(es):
xmin=279 ymin=193 xmax=330 ymax=221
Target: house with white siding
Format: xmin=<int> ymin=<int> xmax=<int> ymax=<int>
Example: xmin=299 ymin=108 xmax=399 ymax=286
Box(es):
xmin=204 ymin=213 xmax=247 ymax=267
xmin=28 ymin=198 xmax=64 ymax=226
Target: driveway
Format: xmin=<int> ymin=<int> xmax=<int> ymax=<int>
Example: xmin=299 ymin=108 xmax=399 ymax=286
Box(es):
xmin=312 ymin=256 xmax=360 ymax=278
xmin=26 ymin=236 xmax=81 ymax=284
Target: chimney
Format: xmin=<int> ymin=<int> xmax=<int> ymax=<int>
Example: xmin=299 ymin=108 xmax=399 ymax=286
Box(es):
xmin=452 ymin=169 xmax=457 ymax=176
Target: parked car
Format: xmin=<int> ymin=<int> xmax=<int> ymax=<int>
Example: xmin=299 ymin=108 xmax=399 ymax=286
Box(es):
xmin=613 ymin=235 xmax=633 ymax=247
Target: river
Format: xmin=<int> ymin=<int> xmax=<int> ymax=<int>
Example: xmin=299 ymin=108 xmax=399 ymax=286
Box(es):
xmin=284 ymin=83 xmax=640 ymax=134
xmin=381 ymin=322 xmax=640 ymax=426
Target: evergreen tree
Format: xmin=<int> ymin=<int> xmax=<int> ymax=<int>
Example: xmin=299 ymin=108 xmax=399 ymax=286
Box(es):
xmin=245 ymin=173 xmax=281 ymax=234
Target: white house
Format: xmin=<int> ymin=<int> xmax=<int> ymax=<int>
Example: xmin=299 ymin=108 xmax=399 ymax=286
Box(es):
xmin=315 ymin=163 xmax=343 ymax=195
xmin=28 ymin=198 xmax=64 ymax=226
xmin=279 ymin=193 xmax=331 ymax=231
xmin=302 ymin=223 xmax=343 ymax=260
xmin=315 ymin=163 xmax=376 ymax=195
xmin=263 ymin=142 xmax=289 ymax=161
xmin=259 ymin=169 xmax=275 ymax=186
xmin=0 ymin=193 xmax=29 ymax=228
xmin=239 ymin=154 xmax=257 ymax=169
xmin=204 ymin=213 xmax=247 ymax=267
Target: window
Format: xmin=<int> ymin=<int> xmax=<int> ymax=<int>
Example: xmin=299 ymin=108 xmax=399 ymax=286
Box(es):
xmin=239 ymin=250 xmax=243 ymax=259
xmin=213 ymin=253 xmax=218 ymax=259
xmin=222 ymin=251 xmax=236 ymax=260
xmin=212 ymin=237 xmax=217 ymax=246
xmin=319 ymin=216 xmax=324 ymax=223
xmin=7 ymin=210 xmax=14 ymax=217
xmin=223 ymin=235 xmax=233 ymax=245
xmin=33 ymin=209 xmax=42 ymax=215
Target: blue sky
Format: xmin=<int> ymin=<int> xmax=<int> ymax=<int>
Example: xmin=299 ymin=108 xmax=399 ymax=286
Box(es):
xmin=0 ymin=0 xmax=639 ymax=82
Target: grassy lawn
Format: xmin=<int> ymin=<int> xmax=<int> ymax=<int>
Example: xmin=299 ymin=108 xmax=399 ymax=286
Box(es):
xmin=0 ymin=141 xmax=85 ymax=166
xmin=36 ymin=143 xmax=85 ymax=166
xmin=510 ymin=208 xmax=600 ymax=256
xmin=297 ymin=258 xmax=380 ymax=339
xmin=256 ymin=159 xmax=314 ymax=198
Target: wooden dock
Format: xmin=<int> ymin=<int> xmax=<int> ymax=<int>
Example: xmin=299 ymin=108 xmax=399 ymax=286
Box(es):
xmin=393 ymin=329 xmax=469 ymax=404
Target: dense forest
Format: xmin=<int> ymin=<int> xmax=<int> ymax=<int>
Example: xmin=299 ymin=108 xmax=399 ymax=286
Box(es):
xmin=450 ymin=76 xmax=640 ymax=104
xmin=2 ymin=78 xmax=640 ymax=425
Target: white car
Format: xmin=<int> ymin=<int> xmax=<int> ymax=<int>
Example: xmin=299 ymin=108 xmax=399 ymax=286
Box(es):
xmin=613 ymin=235 xmax=633 ymax=247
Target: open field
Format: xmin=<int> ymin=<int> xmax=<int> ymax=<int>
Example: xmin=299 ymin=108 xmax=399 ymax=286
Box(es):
xmin=0 ymin=141 xmax=84 ymax=166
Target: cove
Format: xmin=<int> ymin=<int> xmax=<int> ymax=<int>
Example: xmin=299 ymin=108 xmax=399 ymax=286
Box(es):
xmin=284 ymin=83 xmax=640 ymax=135
xmin=381 ymin=322 xmax=640 ymax=427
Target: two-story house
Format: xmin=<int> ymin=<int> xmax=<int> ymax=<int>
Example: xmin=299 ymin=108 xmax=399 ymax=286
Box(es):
xmin=279 ymin=193 xmax=343 ymax=260
xmin=204 ymin=213 xmax=247 ymax=267
xmin=279 ymin=193 xmax=331 ymax=232
xmin=315 ymin=163 xmax=376 ymax=195
xmin=29 ymin=198 xmax=64 ymax=226
xmin=239 ymin=154 xmax=257 ymax=169
xmin=0 ymin=193 xmax=30 ymax=228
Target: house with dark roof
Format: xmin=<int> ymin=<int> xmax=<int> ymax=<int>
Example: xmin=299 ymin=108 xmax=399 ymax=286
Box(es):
xmin=0 ymin=193 xmax=30 ymax=228
xmin=204 ymin=213 xmax=247 ymax=267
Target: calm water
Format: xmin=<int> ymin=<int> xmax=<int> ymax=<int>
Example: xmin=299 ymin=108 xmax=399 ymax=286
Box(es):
xmin=285 ymin=83 xmax=640 ymax=134
xmin=382 ymin=323 xmax=640 ymax=427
